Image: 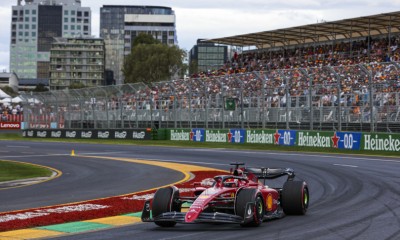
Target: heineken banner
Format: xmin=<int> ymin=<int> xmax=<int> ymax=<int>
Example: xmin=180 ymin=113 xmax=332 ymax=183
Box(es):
xmin=246 ymin=130 xmax=275 ymax=144
xmin=229 ymin=129 xmax=245 ymax=143
xmin=275 ymin=130 xmax=297 ymax=146
xmin=205 ymin=129 xmax=229 ymax=143
xmin=362 ymin=133 xmax=400 ymax=152
xmin=169 ymin=129 xmax=191 ymax=141
xmin=191 ymin=128 xmax=205 ymax=142
xmin=336 ymin=132 xmax=362 ymax=150
xmin=22 ymin=129 xmax=152 ymax=140
xmin=297 ymin=131 xmax=335 ymax=148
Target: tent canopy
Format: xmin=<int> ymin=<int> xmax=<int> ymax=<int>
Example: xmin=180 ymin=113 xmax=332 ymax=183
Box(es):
xmin=0 ymin=89 xmax=11 ymax=99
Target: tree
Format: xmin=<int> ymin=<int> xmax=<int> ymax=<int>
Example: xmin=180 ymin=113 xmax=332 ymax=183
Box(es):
xmin=1 ymin=86 xmax=17 ymax=97
xmin=123 ymin=33 xmax=186 ymax=84
xmin=69 ymin=82 xmax=86 ymax=89
xmin=189 ymin=60 xmax=199 ymax=76
xmin=33 ymin=83 xmax=48 ymax=92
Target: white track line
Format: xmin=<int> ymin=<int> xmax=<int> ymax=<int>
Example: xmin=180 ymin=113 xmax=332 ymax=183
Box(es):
xmin=333 ymin=164 xmax=358 ymax=168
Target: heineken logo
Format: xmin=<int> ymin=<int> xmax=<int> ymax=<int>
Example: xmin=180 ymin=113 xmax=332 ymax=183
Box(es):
xmin=246 ymin=131 xmax=274 ymax=144
xmin=364 ymin=134 xmax=400 ymax=152
xmin=171 ymin=130 xmax=190 ymax=141
xmin=298 ymin=132 xmax=332 ymax=148
xmin=206 ymin=130 xmax=227 ymax=142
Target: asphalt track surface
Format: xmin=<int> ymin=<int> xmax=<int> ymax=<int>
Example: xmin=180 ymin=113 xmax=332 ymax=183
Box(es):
xmin=1 ymin=141 xmax=400 ymax=240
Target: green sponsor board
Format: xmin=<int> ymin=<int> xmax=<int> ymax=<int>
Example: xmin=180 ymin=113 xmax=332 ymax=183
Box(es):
xmin=205 ymin=129 xmax=229 ymax=143
xmin=362 ymin=133 xmax=400 ymax=152
xmin=246 ymin=130 xmax=275 ymax=144
xmin=225 ymin=98 xmax=236 ymax=111
xmin=297 ymin=131 xmax=334 ymax=148
xmin=169 ymin=129 xmax=191 ymax=141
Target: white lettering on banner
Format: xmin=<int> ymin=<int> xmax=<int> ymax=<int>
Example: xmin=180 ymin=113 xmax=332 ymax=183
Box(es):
xmin=132 ymin=131 xmax=145 ymax=139
xmin=81 ymin=131 xmax=92 ymax=138
xmin=115 ymin=131 xmax=127 ymax=139
xmin=195 ymin=130 xmax=202 ymax=141
xmin=206 ymin=131 xmax=226 ymax=142
xmin=98 ymin=131 xmax=110 ymax=139
xmin=246 ymin=131 xmax=274 ymax=144
xmin=0 ymin=204 xmax=109 ymax=223
xmin=298 ymin=132 xmax=331 ymax=148
xmin=27 ymin=131 xmax=34 ymax=137
xmin=364 ymin=134 xmax=400 ymax=152
xmin=0 ymin=123 xmax=21 ymax=129
xmin=66 ymin=131 xmax=76 ymax=138
xmin=37 ymin=131 xmax=47 ymax=138
xmin=51 ymin=131 xmax=62 ymax=138
xmin=170 ymin=130 xmax=189 ymax=141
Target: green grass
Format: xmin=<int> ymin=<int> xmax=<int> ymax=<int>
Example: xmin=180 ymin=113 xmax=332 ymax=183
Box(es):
xmin=1 ymin=132 xmax=400 ymax=157
xmin=0 ymin=160 xmax=53 ymax=182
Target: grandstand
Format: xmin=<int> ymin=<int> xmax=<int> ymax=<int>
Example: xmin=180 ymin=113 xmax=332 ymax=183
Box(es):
xmin=19 ymin=11 xmax=400 ymax=133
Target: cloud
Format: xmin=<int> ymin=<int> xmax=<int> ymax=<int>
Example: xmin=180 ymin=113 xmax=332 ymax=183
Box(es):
xmin=0 ymin=0 xmax=398 ymax=72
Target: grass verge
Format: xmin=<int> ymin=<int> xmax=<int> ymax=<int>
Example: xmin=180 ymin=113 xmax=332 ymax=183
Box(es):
xmin=0 ymin=160 xmax=53 ymax=182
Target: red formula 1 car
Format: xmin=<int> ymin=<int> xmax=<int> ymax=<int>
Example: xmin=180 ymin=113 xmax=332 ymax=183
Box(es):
xmin=141 ymin=163 xmax=309 ymax=227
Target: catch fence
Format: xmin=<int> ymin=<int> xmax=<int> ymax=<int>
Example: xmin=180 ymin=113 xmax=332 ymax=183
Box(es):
xmin=20 ymin=63 xmax=400 ymax=133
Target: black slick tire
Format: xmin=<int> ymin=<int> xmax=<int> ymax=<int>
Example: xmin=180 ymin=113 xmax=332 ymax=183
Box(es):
xmin=152 ymin=187 xmax=181 ymax=227
xmin=281 ymin=181 xmax=309 ymax=215
xmin=235 ymin=188 xmax=264 ymax=227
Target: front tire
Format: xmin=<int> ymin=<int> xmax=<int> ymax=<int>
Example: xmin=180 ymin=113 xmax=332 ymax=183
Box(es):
xmin=235 ymin=188 xmax=264 ymax=227
xmin=281 ymin=181 xmax=309 ymax=215
xmin=152 ymin=187 xmax=181 ymax=227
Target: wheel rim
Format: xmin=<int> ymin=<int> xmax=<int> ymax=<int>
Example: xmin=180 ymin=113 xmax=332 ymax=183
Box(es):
xmin=303 ymin=188 xmax=309 ymax=208
xmin=256 ymin=196 xmax=263 ymax=219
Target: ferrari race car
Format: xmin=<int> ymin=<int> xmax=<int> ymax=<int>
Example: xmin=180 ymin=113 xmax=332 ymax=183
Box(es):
xmin=141 ymin=163 xmax=309 ymax=227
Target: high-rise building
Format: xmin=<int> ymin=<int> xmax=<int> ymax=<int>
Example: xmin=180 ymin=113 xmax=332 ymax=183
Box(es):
xmin=10 ymin=0 xmax=91 ymax=85
xmin=190 ymin=39 xmax=228 ymax=73
xmin=100 ymin=5 xmax=177 ymax=85
xmin=49 ymin=37 xmax=105 ymax=90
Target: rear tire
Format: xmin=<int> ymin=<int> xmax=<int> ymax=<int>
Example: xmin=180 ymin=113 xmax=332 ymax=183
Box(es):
xmin=281 ymin=181 xmax=309 ymax=215
xmin=235 ymin=188 xmax=264 ymax=227
xmin=152 ymin=187 xmax=181 ymax=227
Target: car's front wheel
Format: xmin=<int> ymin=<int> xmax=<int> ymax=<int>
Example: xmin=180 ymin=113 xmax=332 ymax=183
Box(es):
xmin=152 ymin=186 xmax=181 ymax=227
xmin=235 ymin=188 xmax=264 ymax=227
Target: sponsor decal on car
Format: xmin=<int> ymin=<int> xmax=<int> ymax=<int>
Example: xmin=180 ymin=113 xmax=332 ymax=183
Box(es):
xmin=267 ymin=193 xmax=273 ymax=211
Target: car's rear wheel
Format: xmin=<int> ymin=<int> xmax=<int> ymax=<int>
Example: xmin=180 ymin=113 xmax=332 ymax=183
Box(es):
xmin=235 ymin=188 xmax=264 ymax=227
xmin=281 ymin=181 xmax=309 ymax=215
xmin=152 ymin=187 xmax=181 ymax=227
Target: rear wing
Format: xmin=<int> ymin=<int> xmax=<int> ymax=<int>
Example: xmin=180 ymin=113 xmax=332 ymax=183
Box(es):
xmin=245 ymin=167 xmax=295 ymax=181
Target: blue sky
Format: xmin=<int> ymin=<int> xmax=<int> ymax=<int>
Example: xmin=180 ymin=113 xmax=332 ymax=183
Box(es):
xmin=0 ymin=0 xmax=398 ymax=72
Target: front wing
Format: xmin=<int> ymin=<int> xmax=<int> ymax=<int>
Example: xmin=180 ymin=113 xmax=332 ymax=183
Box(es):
xmin=141 ymin=200 xmax=254 ymax=224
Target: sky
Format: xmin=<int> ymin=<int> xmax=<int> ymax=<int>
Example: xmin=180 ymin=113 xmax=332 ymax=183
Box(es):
xmin=0 ymin=0 xmax=399 ymax=72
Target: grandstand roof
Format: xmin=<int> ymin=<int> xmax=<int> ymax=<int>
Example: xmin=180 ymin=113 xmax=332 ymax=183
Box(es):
xmin=206 ymin=11 xmax=400 ymax=49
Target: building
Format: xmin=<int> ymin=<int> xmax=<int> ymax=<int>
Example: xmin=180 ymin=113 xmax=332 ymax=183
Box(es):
xmin=100 ymin=5 xmax=177 ymax=84
xmin=0 ymin=72 xmax=19 ymax=92
xmin=10 ymin=0 xmax=91 ymax=86
xmin=189 ymin=39 xmax=228 ymax=74
xmin=49 ymin=37 xmax=105 ymax=90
